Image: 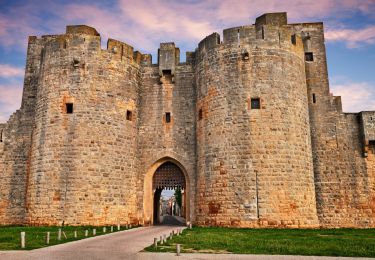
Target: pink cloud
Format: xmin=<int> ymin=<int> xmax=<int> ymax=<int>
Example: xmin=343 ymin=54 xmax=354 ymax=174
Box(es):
xmin=0 ymin=84 xmax=23 ymax=123
xmin=0 ymin=0 xmax=374 ymax=55
xmin=325 ymin=26 xmax=375 ymax=48
xmin=0 ymin=64 xmax=24 ymax=78
xmin=331 ymin=81 xmax=375 ymax=112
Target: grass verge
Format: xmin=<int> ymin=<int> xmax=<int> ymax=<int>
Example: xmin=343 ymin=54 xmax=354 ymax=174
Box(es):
xmin=0 ymin=225 xmax=136 ymax=250
xmin=144 ymin=227 xmax=375 ymax=257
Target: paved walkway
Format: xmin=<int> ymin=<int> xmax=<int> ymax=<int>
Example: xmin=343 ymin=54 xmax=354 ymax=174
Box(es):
xmin=0 ymin=226 xmax=182 ymax=260
xmin=0 ymin=226 xmax=372 ymax=260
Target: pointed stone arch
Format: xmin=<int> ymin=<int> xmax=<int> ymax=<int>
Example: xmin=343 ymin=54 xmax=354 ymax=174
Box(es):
xmin=143 ymin=156 xmax=191 ymax=225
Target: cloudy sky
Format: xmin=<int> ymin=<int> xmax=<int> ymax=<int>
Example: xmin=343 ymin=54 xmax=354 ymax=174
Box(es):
xmin=0 ymin=0 xmax=375 ymax=122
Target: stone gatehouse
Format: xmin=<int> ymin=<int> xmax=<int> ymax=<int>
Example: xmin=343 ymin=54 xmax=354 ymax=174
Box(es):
xmin=1 ymin=12 xmax=375 ymax=228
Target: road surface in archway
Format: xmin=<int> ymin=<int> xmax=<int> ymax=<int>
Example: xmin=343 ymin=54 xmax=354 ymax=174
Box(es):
xmin=159 ymin=215 xmax=186 ymax=226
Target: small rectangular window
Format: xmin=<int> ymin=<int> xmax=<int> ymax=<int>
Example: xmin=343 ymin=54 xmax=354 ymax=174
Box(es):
xmin=305 ymin=52 xmax=314 ymax=62
xmin=291 ymin=34 xmax=296 ymax=45
xmin=198 ymin=109 xmax=203 ymax=120
xmin=66 ymin=103 xmax=73 ymax=114
xmin=313 ymin=93 xmax=316 ymax=104
xmin=251 ymin=98 xmax=260 ymax=109
xmin=369 ymin=140 xmax=375 ymax=154
xmin=126 ymin=110 xmax=132 ymax=121
xmin=166 ymin=112 xmax=171 ymax=123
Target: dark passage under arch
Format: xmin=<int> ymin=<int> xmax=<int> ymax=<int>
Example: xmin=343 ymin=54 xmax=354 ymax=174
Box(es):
xmin=152 ymin=162 xmax=186 ymax=225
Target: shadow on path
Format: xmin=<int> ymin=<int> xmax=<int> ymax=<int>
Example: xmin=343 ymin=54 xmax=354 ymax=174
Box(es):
xmin=159 ymin=215 xmax=186 ymax=226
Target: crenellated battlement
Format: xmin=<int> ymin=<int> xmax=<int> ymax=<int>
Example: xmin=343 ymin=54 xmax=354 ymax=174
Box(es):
xmin=197 ymin=13 xmax=312 ymax=57
xmin=66 ymin=25 xmax=100 ymax=36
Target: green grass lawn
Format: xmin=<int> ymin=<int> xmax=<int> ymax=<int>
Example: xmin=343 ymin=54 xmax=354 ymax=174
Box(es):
xmin=145 ymin=227 xmax=375 ymax=257
xmin=0 ymin=225 xmax=135 ymax=250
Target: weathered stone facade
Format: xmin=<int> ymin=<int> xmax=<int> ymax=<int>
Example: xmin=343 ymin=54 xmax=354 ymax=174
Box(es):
xmin=1 ymin=13 xmax=375 ymax=228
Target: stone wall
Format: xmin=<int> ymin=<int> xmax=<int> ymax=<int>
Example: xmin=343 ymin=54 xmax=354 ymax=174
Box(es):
xmin=137 ymin=43 xmax=196 ymax=223
xmin=23 ymin=26 xmax=140 ymax=225
xmin=195 ymin=13 xmax=318 ymax=228
xmin=292 ymin=22 xmax=375 ymax=227
xmin=0 ymin=35 xmax=41 ymax=225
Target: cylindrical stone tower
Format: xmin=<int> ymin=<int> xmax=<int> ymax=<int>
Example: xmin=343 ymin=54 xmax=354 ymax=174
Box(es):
xmin=25 ymin=26 xmax=140 ymax=225
xmin=195 ymin=13 xmax=319 ymax=227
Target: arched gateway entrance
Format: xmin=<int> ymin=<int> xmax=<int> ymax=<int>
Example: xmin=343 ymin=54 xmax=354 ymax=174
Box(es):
xmin=143 ymin=158 xmax=190 ymax=225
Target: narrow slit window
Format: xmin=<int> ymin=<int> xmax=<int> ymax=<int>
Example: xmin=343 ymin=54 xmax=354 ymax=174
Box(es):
xmin=0 ymin=130 xmax=3 ymax=142
xmin=126 ymin=110 xmax=132 ymax=121
xmin=166 ymin=112 xmax=171 ymax=123
xmin=313 ymin=93 xmax=316 ymax=104
xmin=305 ymin=52 xmax=314 ymax=62
xmin=198 ymin=109 xmax=203 ymax=120
xmin=251 ymin=98 xmax=261 ymax=109
xmin=261 ymin=26 xmax=265 ymax=39
xmin=291 ymin=34 xmax=296 ymax=45
xmin=66 ymin=103 xmax=73 ymax=114
xmin=237 ymin=29 xmax=240 ymax=46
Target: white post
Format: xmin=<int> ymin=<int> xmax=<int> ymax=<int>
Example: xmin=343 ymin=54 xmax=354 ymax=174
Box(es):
xmin=129 ymin=224 xmax=132 ymax=229
xmin=46 ymin=232 xmax=50 ymax=244
xmin=160 ymin=235 xmax=164 ymax=245
xmin=20 ymin=232 xmax=25 ymax=249
xmin=111 ymin=226 xmax=113 ymax=232
xmin=176 ymin=244 xmax=181 ymax=256
xmin=93 ymin=229 xmax=96 ymax=236
xmin=163 ymin=234 xmax=167 ymax=243
xmin=189 ymin=223 xmax=192 ymax=229
xmin=154 ymin=237 xmax=158 ymax=249
xmin=103 ymin=227 xmax=106 ymax=233
xmin=85 ymin=230 xmax=88 ymax=237
xmin=117 ymin=224 xmax=120 ymax=231
xmin=57 ymin=229 xmax=62 ymax=241
xmin=74 ymin=231 xmax=77 ymax=238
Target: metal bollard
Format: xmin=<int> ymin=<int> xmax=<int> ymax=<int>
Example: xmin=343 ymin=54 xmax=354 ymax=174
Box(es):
xmin=57 ymin=229 xmax=62 ymax=241
xmin=176 ymin=244 xmax=181 ymax=256
xmin=93 ymin=229 xmax=96 ymax=236
xmin=46 ymin=232 xmax=50 ymax=244
xmin=85 ymin=230 xmax=88 ymax=237
xmin=154 ymin=237 xmax=158 ymax=249
xmin=160 ymin=235 xmax=164 ymax=245
xmin=20 ymin=232 xmax=25 ymax=249
xmin=74 ymin=231 xmax=77 ymax=238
